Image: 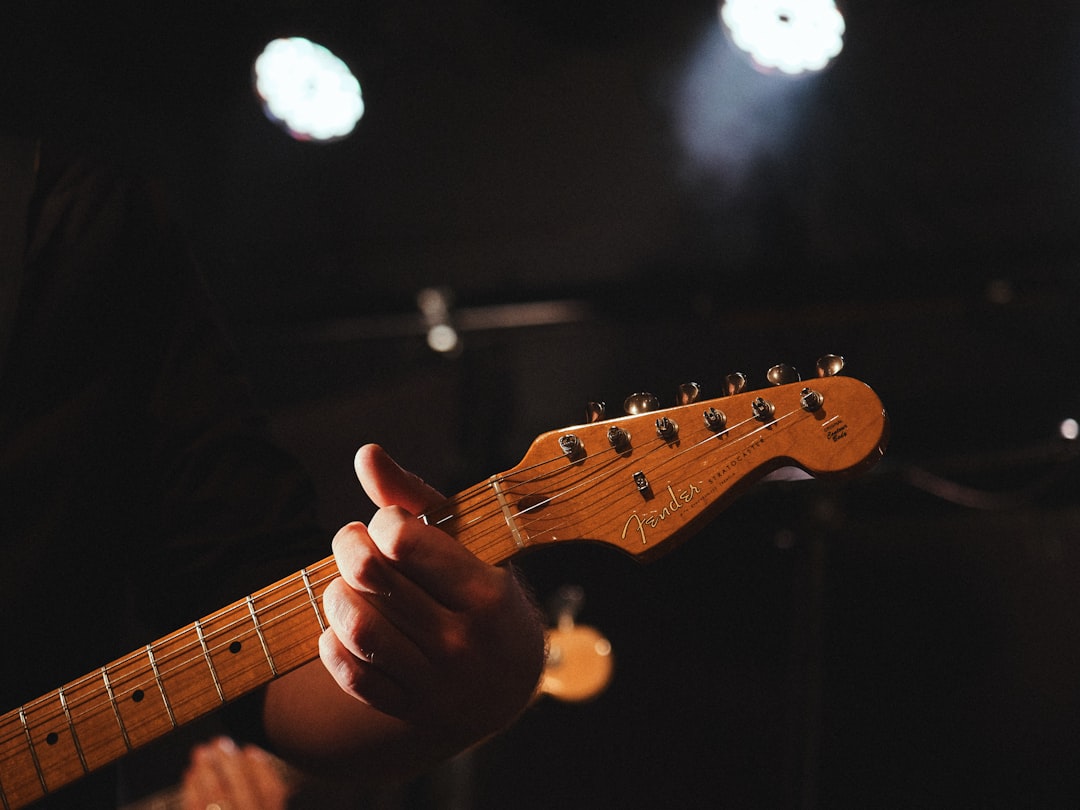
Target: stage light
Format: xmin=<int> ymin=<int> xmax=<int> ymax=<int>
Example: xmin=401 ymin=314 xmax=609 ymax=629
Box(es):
xmin=253 ymin=37 xmax=364 ymax=142
xmin=418 ymin=287 xmax=462 ymax=355
xmin=720 ymin=0 xmax=845 ymax=75
xmin=1061 ymin=418 xmax=1079 ymax=441
xmin=426 ymin=323 xmax=461 ymax=354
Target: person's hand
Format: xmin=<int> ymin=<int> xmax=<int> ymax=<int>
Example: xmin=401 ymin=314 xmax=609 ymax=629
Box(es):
xmin=318 ymin=444 xmax=546 ymax=749
xmin=180 ymin=737 xmax=292 ymax=810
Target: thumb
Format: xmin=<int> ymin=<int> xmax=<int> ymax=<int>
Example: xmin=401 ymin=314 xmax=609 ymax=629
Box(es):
xmin=354 ymin=444 xmax=446 ymax=515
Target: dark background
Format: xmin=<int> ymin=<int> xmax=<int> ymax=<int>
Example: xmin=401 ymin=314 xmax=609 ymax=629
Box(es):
xmin=6 ymin=1 xmax=1080 ymax=807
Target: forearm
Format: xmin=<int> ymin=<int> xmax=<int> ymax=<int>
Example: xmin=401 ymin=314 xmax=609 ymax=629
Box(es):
xmin=262 ymin=661 xmax=454 ymax=785
xmin=262 ymin=656 xmax=520 ymax=787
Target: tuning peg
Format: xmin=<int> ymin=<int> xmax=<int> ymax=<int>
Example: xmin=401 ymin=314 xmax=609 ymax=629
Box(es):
xmin=676 ymin=382 xmax=701 ymax=405
xmin=816 ymin=354 xmax=845 ymax=377
xmin=766 ymin=364 xmax=801 ymax=386
xmin=724 ymin=373 xmax=747 ymax=396
xmin=623 ymin=393 xmax=659 ymax=415
xmin=586 ymin=401 xmax=606 ymax=423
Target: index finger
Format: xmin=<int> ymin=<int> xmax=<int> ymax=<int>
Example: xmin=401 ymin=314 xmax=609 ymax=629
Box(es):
xmin=364 ymin=505 xmax=505 ymax=611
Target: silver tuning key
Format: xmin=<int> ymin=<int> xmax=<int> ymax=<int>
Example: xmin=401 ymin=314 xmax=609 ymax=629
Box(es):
xmin=725 ymin=373 xmax=747 ymax=396
xmin=766 ymin=364 xmax=801 ymax=386
xmin=624 ymin=393 xmax=659 ymax=414
xmin=816 ymin=354 xmax=845 ymax=377
xmin=676 ymin=382 xmax=701 ymax=405
xmin=586 ymin=401 xmax=606 ymax=423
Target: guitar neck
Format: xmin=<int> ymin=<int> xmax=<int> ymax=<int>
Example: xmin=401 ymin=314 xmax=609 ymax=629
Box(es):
xmin=0 ymin=374 xmax=887 ymax=809
xmin=0 ymin=493 xmax=523 ymax=809
xmin=0 ymin=557 xmax=329 ymax=809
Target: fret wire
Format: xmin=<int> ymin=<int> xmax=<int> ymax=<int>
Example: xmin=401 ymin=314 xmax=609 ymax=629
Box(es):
xmin=145 ymin=645 xmax=177 ymax=729
xmin=0 ymin=562 xmax=340 ymax=757
xmin=56 ymin=686 xmax=88 ymax=776
xmin=35 ymin=572 xmax=339 ymax=737
xmin=17 ymin=707 xmax=47 ymax=795
xmin=6 ymin=557 xmax=336 ymax=743
xmin=246 ymin=596 xmax=278 ymax=677
xmin=7 ymin=559 xmax=339 ymax=732
xmin=301 ymin=567 xmax=327 ymax=632
xmin=194 ymin=619 xmax=225 ymax=705
xmin=100 ymin=666 xmax=132 ymax=752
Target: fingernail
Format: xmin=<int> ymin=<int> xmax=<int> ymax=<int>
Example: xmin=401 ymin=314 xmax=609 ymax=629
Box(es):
xmin=216 ymin=736 xmax=238 ymax=754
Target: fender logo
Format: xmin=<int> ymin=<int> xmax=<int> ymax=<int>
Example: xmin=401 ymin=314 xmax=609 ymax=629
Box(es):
xmin=622 ymin=482 xmax=701 ymax=545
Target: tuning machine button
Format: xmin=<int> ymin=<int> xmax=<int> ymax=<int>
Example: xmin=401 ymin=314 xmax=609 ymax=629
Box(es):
xmin=586 ymin=401 xmax=606 ymax=423
xmin=816 ymin=354 xmax=845 ymax=377
xmin=655 ymin=416 xmax=678 ymax=441
xmin=800 ymin=388 xmax=824 ymax=412
xmin=607 ymin=426 xmax=631 ymax=452
xmin=767 ymin=364 xmax=801 ymax=386
xmin=703 ymin=407 xmax=727 ymax=431
xmin=559 ymin=433 xmax=584 ymax=460
xmin=623 ymin=393 xmax=659 ymax=415
xmin=676 ymin=382 xmax=701 ymax=405
xmin=752 ymin=397 xmax=775 ymax=421
xmin=725 ymin=373 xmax=747 ymax=396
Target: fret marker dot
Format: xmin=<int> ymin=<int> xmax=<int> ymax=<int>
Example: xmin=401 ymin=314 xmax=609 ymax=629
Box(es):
xmin=230 ymin=641 xmax=242 ymax=654
xmin=46 ymin=732 xmax=58 ymax=745
xmin=132 ymin=689 xmax=145 ymax=703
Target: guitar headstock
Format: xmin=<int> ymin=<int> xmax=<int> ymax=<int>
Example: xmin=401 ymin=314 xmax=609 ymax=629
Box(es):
xmin=482 ymin=368 xmax=887 ymax=561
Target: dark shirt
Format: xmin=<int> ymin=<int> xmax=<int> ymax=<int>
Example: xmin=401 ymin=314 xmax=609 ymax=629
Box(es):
xmin=0 ymin=144 xmax=323 ymax=808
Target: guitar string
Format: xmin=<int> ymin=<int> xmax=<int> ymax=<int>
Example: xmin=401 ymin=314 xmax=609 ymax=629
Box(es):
xmin=514 ymin=412 xmax=770 ymax=528
xmin=423 ymin=406 xmax=795 ymax=563
xmin=405 ymin=402 xmax=777 ymax=536
xmin=0 ymin=404 xmax=809 ymax=767
xmin=0 ymin=404 xmax=811 ymax=761
xmin=0 ymin=402 xmax=816 ymax=764
xmin=425 ymin=410 xmax=776 ymax=557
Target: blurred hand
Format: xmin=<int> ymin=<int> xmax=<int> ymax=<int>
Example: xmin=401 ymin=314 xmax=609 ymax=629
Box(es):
xmin=318 ymin=444 xmax=546 ymax=748
xmin=180 ymin=737 xmax=291 ymax=810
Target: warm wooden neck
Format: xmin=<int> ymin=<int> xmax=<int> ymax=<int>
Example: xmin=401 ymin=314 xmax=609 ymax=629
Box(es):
xmin=0 ymin=483 xmax=523 ymax=810
xmin=0 ymin=558 xmax=335 ymax=809
xmin=0 ymin=374 xmax=887 ymax=808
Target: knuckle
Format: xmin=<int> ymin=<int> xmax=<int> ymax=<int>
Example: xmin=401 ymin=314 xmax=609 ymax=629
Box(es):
xmin=368 ymin=506 xmax=418 ymax=560
xmin=324 ymin=582 xmax=379 ymax=643
xmin=332 ymin=528 xmax=387 ymax=589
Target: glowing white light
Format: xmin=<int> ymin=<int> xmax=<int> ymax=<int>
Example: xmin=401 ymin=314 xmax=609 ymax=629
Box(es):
xmin=720 ymin=0 xmax=845 ymax=76
xmin=254 ymin=37 xmax=364 ymax=142
xmin=1061 ymin=418 xmax=1079 ymax=441
xmin=669 ymin=23 xmax=807 ymax=190
xmin=427 ymin=323 xmax=460 ymax=354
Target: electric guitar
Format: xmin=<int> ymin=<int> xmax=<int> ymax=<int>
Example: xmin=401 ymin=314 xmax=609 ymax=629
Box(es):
xmin=0 ymin=364 xmax=888 ymax=809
